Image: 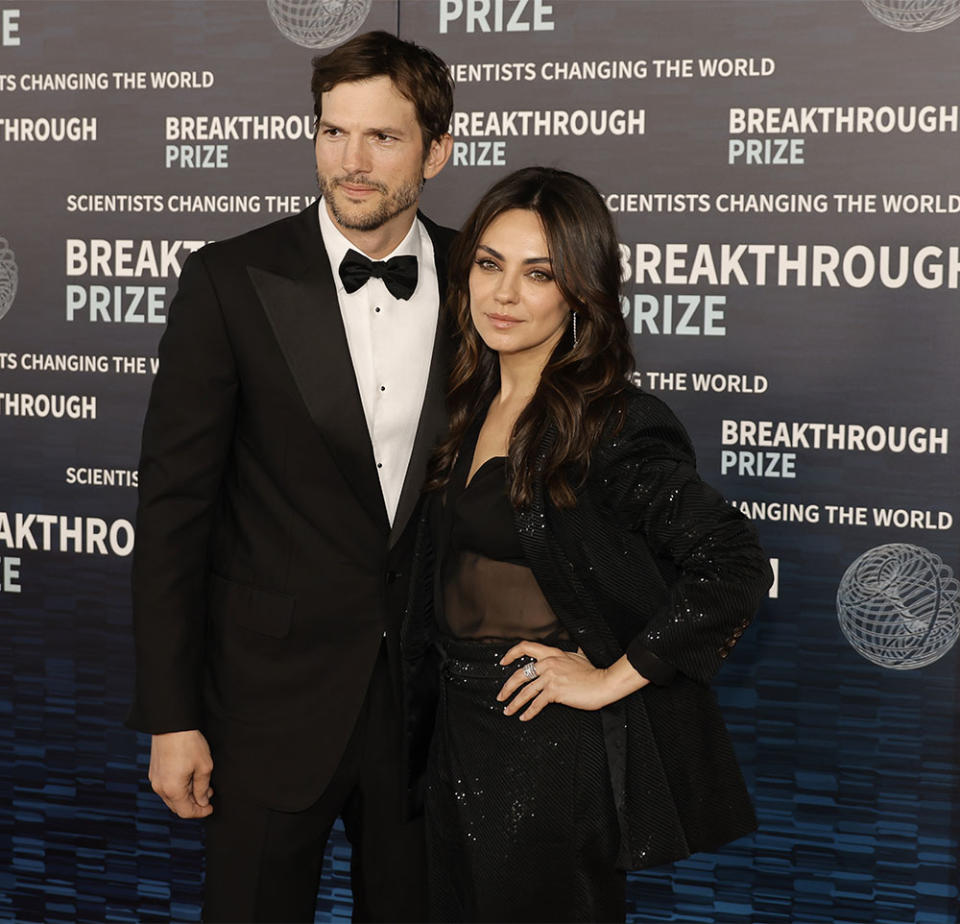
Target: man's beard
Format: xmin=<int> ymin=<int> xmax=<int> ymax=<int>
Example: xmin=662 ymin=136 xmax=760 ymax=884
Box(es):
xmin=316 ymin=172 xmax=423 ymax=232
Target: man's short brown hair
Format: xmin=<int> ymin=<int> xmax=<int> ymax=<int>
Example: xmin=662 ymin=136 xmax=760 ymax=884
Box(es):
xmin=311 ymin=31 xmax=454 ymax=152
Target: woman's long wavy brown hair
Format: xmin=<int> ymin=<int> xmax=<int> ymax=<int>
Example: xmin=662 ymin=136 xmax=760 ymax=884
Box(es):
xmin=426 ymin=166 xmax=635 ymax=508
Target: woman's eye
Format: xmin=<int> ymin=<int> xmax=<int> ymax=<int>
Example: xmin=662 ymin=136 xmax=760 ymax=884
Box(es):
xmin=475 ymin=258 xmax=499 ymax=271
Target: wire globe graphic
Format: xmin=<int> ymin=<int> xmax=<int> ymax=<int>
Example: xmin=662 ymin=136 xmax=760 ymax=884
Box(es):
xmin=266 ymin=0 xmax=372 ymax=49
xmin=837 ymin=543 xmax=960 ymax=670
xmin=0 ymin=238 xmax=17 ymax=321
xmin=862 ymin=0 xmax=960 ymax=32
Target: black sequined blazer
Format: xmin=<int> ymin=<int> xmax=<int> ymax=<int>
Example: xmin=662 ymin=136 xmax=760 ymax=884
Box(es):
xmin=401 ymin=386 xmax=773 ymax=870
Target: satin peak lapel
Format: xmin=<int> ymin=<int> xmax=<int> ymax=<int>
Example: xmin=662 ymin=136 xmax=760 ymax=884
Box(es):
xmin=388 ymin=218 xmax=456 ymax=548
xmin=248 ymin=254 xmax=389 ymax=533
xmin=388 ymin=313 xmax=450 ymax=548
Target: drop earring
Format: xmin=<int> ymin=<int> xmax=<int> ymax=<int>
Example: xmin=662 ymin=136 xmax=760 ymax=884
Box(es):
xmin=572 ymin=310 xmax=578 ymax=347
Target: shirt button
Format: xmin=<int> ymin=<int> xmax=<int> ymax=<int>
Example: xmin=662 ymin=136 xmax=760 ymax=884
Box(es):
xmin=380 ymin=385 xmax=386 ymax=391
xmin=377 ymin=462 xmax=382 ymax=469
xmin=375 ymin=306 xmax=381 ymax=313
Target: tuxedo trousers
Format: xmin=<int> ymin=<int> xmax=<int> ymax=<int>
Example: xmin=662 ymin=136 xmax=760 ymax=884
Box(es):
xmin=202 ymin=642 xmax=427 ymax=923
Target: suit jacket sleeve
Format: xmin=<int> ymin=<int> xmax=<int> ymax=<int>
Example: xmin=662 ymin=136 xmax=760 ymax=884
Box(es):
xmin=128 ymin=249 xmax=239 ymax=733
xmin=599 ymin=392 xmax=773 ymax=687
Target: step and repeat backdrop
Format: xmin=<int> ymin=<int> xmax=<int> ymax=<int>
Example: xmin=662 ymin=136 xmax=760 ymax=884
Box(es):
xmin=1 ymin=1 xmax=958 ymax=921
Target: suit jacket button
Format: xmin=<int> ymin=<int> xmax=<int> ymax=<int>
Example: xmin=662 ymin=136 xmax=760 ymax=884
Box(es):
xmin=385 ymin=570 xmax=401 ymax=584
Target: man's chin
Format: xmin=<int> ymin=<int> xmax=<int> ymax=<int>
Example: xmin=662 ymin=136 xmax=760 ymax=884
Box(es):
xmin=328 ymin=192 xmax=390 ymax=232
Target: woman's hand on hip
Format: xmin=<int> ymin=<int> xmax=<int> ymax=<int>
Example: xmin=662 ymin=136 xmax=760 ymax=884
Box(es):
xmin=497 ymin=642 xmax=649 ymax=720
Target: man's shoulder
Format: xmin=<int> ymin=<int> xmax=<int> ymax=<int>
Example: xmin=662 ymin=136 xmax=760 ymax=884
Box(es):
xmin=194 ymin=201 xmax=319 ymax=274
xmin=417 ymin=211 xmax=457 ymax=250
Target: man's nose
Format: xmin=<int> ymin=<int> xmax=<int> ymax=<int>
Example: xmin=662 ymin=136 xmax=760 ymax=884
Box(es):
xmin=342 ymin=135 xmax=371 ymax=175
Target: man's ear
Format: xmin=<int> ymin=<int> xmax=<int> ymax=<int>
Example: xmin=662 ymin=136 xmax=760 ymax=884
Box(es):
xmin=423 ymin=133 xmax=454 ymax=180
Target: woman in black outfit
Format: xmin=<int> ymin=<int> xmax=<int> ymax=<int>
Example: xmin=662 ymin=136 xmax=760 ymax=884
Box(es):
xmin=403 ymin=167 xmax=772 ymax=923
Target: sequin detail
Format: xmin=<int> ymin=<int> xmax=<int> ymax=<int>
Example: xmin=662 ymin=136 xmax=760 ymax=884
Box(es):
xmin=425 ymin=637 xmax=624 ymax=922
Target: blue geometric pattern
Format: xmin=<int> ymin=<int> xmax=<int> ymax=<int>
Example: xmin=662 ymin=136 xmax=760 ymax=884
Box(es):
xmin=3 ymin=590 xmax=956 ymax=921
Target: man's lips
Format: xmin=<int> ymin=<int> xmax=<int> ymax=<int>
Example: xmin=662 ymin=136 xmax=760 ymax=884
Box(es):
xmin=338 ymin=182 xmax=381 ymax=197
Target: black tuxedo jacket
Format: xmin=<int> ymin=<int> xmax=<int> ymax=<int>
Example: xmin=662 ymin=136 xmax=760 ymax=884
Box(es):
xmin=128 ymin=201 xmax=456 ymax=811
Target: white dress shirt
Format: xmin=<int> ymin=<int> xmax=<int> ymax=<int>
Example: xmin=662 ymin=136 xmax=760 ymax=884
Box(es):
xmin=318 ymin=198 xmax=439 ymax=526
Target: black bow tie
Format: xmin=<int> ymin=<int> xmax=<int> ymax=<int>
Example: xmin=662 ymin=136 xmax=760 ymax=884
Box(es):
xmin=338 ymin=249 xmax=419 ymax=301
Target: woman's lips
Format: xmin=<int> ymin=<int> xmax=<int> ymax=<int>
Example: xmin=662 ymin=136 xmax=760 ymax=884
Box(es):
xmin=486 ymin=313 xmax=522 ymax=329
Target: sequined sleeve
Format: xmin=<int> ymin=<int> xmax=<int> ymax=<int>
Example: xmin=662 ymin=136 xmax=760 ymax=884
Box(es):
xmin=598 ymin=391 xmax=773 ymax=686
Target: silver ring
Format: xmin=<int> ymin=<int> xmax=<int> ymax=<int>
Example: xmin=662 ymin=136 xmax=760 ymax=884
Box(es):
xmin=522 ymin=661 xmax=538 ymax=681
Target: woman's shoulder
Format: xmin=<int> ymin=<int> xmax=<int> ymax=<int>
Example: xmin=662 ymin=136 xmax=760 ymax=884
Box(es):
xmin=598 ymin=382 xmax=695 ymax=461
xmin=619 ymin=381 xmax=684 ymax=423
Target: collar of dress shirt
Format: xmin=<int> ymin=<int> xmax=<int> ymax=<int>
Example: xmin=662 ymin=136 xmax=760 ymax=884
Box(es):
xmin=317 ymin=197 xmax=422 ymax=295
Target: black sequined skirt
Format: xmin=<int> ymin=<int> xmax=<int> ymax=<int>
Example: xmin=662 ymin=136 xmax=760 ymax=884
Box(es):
xmin=425 ymin=637 xmax=625 ymax=923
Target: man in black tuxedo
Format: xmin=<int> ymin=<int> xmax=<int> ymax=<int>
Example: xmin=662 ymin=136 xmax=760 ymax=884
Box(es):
xmin=127 ymin=31 xmax=455 ymax=922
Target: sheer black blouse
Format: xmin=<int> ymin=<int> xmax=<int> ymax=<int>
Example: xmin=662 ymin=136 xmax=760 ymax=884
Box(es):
xmin=438 ymin=425 xmax=566 ymax=643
